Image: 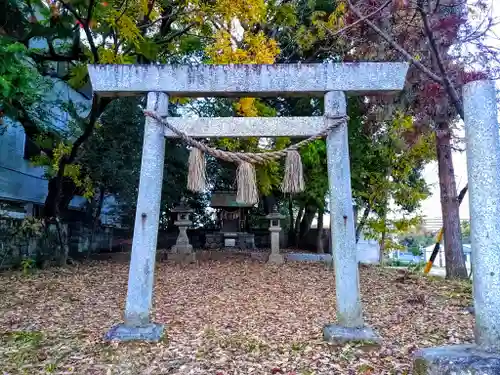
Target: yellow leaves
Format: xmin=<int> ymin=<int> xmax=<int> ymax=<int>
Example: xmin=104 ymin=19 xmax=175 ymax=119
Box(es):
xmin=139 ymin=0 xmax=150 ymax=18
xmin=327 ymin=10 xmax=345 ymax=29
xmin=182 ymin=0 xmax=266 ymax=26
xmin=97 ymin=48 xmax=135 ymax=64
xmin=65 ymin=165 xmax=94 ymax=199
xmin=213 ymin=0 xmax=266 ymax=24
xmin=235 ymin=98 xmax=258 ymax=117
xmin=329 ymin=1 xmax=347 ymax=28
xmin=98 ymin=48 xmax=117 ymax=64
xmin=247 ymin=32 xmax=280 ymax=64
xmin=206 ymin=29 xmax=280 ymax=118
xmin=67 ymin=64 xmax=88 ymax=89
xmin=201 ymin=1 xmax=281 ymax=193
xmin=51 ymin=142 xmax=94 ymax=199
xmin=116 ymin=14 xmax=143 ymax=48
xmin=311 ymin=11 xmax=327 ymax=26
xmin=296 ymin=25 xmax=317 ymax=50
xmin=170 ymin=97 xmax=191 ymax=105
xmin=206 ymin=30 xmax=280 ymax=65
xmin=100 ymin=4 xmax=145 ymax=50
xmin=299 ymin=1 xmax=347 ymax=50
xmin=336 ymin=1 xmax=347 ymax=14
xmin=52 ymin=142 xmax=72 ymax=174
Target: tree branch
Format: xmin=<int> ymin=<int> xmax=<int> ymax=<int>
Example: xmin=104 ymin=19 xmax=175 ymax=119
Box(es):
xmin=418 ymin=7 xmax=464 ymax=119
xmin=68 ymin=96 xmax=110 ymax=164
xmin=324 ymin=0 xmax=393 ymax=39
xmin=356 ymin=205 xmax=371 ymax=243
xmin=346 ymin=0 xmax=444 ymax=84
xmin=87 ymin=0 xmax=97 ymax=25
xmin=58 ymin=0 xmax=99 ymax=63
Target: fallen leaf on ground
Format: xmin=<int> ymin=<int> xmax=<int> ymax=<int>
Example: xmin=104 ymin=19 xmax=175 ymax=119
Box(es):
xmin=0 ymin=254 xmax=474 ymax=374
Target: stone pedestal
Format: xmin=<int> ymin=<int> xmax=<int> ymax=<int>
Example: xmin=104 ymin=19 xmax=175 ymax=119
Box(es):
xmin=266 ymin=207 xmax=285 ymax=264
xmin=412 ymin=80 xmax=500 ymax=372
xmin=413 ymin=345 xmax=500 ymax=375
xmin=323 ymin=325 xmax=381 ymax=346
xmin=105 ymin=323 xmax=164 ymax=342
xmin=169 ymin=201 xmax=195 ymax=263
xmin=267 ymin=228 xmax=284 ymax=264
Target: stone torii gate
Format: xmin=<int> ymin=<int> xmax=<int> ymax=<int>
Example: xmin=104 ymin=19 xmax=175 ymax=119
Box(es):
xmin=88 ymin=63 xmax=409 ymax=342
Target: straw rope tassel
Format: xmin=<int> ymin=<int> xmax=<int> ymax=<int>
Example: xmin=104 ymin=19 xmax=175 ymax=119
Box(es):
xmin=282 ymin=150 xmax=305 ymax=193
xmin=187 ymin=148 xmax=206 ymax=192
xmin=236 ymin=161 xmax=259 ymax=205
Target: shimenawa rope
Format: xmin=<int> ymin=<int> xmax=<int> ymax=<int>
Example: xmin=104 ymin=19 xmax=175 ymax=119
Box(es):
xmin=143 ymin=110 xmax=348 ymax=205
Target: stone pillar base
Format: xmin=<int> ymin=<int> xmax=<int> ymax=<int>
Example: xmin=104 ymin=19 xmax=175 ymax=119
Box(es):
xmin=168 ymin=252 xmax=196 ymax=263
xmin=323 ymin=324 xmax=381 ymax=346
xmin=267 ymin=252 xmax=284 ymax=265
xmin=413 ymin=345 xmax=500 ymax=375
xmin=104 ymin=323 xmax=164 ymax=342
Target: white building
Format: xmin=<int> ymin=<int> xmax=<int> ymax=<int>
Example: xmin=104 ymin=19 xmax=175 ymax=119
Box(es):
xmin=0 ymin=33 xmax=118 ymax=224
xmin=423 ymin=243 xmax=472 ymax=269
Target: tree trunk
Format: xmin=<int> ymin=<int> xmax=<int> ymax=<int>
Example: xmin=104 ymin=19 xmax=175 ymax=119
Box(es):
xmin=316 ymin=206 xmax=325 ymax=253
xmin=299 ymin=204 xmax=317 ymax=244
xmin=379 ymin=229 xmax=386 ymax=265
xmin=287 ymin=197 xmax=296 ymax=246
xmin=293 ymin=205 xmax=304 ymax=246
xmin=88 ymin=189 xmax=105 ymax=255
xmin=355 ymin=206 xmax=370 ymax=244
xmin=53 ymin=218 xmax=69 ymax=266
xmin=436 ymin=123 xmax=468 ymax=279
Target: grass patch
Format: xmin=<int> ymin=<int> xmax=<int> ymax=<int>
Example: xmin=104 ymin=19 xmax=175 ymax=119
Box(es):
xmin=5 ymin=330 xmax=43 ymax=345
xmin=202 ymin=328 xmax=269 ymax=354
xmin=0 ymin=330 xmax=44 ymax=370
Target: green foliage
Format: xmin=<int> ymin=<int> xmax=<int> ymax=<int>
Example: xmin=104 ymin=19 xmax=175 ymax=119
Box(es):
xmin=408 ymin=261 xmax=426 ymax=273
xmin=20 ymin=257 xmax=36 ymax=275
xmin=347 ymin=97 xmax=434 ymax=247
xmin=299 ymin=139 xmax=328 ymax=209
xmin=461 ymin=220 xmax=470 ymax=243
xmin=79 ymin=97 xmax=211 ymax=228
xmin=400 ymin=233 xmax=435 ymax=250
xmin=0 ymin=38 xmax=50 ymax=121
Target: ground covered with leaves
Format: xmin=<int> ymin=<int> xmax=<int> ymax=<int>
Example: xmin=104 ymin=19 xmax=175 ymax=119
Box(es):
xmin=0 ymin=254 xmax=474 ymax=374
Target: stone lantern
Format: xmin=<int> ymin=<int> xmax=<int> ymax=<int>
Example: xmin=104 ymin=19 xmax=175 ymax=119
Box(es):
xmin=169 ymin=200 xmax=195 ymax=263
xmin=266 ymin=206 xmax=285 ymax=264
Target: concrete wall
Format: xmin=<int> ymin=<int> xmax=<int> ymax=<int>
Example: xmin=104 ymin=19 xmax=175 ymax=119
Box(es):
xmin=356 ymin=238 xmax=381 ymax=264
xmin=294 ymin=228 xmax=380 ymax=263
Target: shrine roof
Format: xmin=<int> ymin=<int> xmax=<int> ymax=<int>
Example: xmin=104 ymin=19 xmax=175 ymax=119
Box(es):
xmin=210 ymin=191 xmax=254 ymax=208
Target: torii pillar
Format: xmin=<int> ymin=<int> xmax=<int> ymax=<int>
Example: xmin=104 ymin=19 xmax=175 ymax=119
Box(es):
xmin=88 ymin=63 xmax=409 ymax=342
xmin=413 ymin=81 xmax=500 ymax=373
